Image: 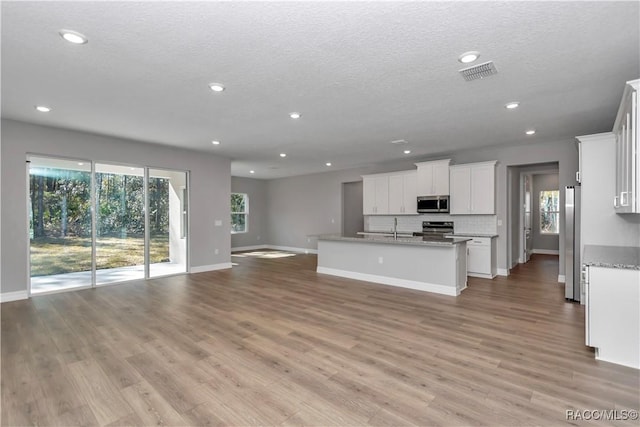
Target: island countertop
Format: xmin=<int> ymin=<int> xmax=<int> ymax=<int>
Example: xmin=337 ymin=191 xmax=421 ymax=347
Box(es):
xmin=583 ymin=245 xmax=640 ymax=270
xmin=316 ymin=233 xmax=471 ymax=247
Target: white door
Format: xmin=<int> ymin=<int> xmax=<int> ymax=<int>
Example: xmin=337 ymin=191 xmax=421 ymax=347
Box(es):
xmin=523 ymin=174 xmax=532 ymax=263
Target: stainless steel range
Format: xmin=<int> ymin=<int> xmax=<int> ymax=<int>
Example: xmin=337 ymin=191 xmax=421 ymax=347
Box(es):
xmin=414 ymin=221 xmax=454 ymax=238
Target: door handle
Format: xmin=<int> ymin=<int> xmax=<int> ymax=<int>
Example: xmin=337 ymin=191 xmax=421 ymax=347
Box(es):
xmin=614 ymin=196 xmax=619 ymax=208
xmin=621 ymin=192 xmax=629 ymax=207
xmin=575 ymin=171 xmax=581 ymax=183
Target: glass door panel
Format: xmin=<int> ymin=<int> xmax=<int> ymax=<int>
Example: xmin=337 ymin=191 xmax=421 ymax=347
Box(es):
xmin=148 ymin=169 xmax=188 ymax=277
xmin=29 ymin=157 xmax=92 ymax=294
xmin=95 ymin=164 xmax=145 ymax=285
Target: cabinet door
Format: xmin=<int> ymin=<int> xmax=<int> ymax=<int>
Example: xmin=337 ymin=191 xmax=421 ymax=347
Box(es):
xmin=467 ymin=245 xmax=490 ymax=275
xmin=416 ymin=164 xmax=434 ymax=196
xmin=388 ymin=175 xmax=404 ymax=214
xmin=403 ymin=173 xmax=418 ymax=214
xmin=374 ymin=176 xmax=389 ymax=214
xmin=362 ymin=177 xmax=377 ymax=215
xmin=433 ymin=162 xmax=450 ymax=195
xmin=470 ymin=164 xmax=495 ymax=214
xmin=449 ymin=167 xmax=470 ymax=214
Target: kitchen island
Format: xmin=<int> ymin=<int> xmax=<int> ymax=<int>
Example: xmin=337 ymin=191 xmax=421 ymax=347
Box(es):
xmin=316 ymin=234 xmax=470 ymax=296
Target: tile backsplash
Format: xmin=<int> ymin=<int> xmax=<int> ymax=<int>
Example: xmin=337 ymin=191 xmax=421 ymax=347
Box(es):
xmin=366 ymin=214 xmax=497 ymax=235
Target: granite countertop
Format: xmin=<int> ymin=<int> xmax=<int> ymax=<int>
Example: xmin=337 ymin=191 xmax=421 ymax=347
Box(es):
xmin=583 ymin=245 xmax=640 ymax=270
xmin=447 ymin=233 xmax=498 ymax=238
xmin=317 ymin=234 xmax=471 ymax=247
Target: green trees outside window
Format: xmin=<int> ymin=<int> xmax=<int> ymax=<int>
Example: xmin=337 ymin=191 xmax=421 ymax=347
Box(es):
xmin=540 ymin=190 xmax=560 ymax=234
xmin=231 ymin=193 xmax=248 ymax=233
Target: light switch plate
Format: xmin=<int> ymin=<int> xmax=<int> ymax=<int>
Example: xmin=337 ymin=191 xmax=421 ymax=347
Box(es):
xmin=214 ymin=220 xmax=222 ymax=226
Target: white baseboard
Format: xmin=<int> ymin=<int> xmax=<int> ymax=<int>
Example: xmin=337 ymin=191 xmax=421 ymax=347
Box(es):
xmin=497 ymin=268 xmax=509 ymax=277
xmin=469 ymin=272 xmax=497 ymax=279
xmin=317 ymin=266 xmax=458 ymax=296
xmin=0 ymin=290 xmax=29 ymax=303
xmin=267 ymin=245 xmax=318 ymax=254
xmin=518 ymin=257 xmax=525 ymax=264
xmin=532 ymin=249 xmax=560 ymax=255
xmin=190 ymin=263 xmax=233 ymax=274
xmin=231 ymin=245 xmax=268 ymax=252
xmin=558 ymin=275 xmax=566 ymax=283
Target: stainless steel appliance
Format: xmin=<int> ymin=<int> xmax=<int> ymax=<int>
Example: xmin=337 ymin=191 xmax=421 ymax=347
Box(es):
xmin=565 ymin=185 xmax=581 ymax=302
xmin=417 ymin=196 xmax=449 ymax=213
xmin=414 ymin=221 xmax=454 ymax=237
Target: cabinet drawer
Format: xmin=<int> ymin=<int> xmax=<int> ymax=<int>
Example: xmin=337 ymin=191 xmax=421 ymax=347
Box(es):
xmin=467 ymin=237 xmax=490 ymax=246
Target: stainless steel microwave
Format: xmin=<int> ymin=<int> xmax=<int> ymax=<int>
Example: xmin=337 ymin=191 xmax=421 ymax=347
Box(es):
xmin=417 ymin=196 xmax=449 ymax=213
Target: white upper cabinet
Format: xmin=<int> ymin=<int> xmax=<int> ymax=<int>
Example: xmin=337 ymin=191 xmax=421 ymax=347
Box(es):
xmin=363 ymin=175 xmax=389 ymax=215
xmin=415 ymin=159 xmax=451 ymax=196
xmin=388 ymin=171 xmax=418 ymax=215
xmin=363 ymin=171 xmax=417 ymax=215
xmin=613 ymin=79 xmax=639 ymax=214
xmin=449 ymin=161 xmax=497 ymax=215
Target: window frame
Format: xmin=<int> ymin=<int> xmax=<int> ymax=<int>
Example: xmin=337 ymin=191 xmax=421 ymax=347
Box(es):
xmin=230 ymin=193 xmax=249 ymax=234
xmin=539 ymin=189 xmax=560 ymax=235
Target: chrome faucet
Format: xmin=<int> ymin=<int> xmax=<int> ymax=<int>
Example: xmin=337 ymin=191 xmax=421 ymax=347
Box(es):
xmin=393 ymin=217 xmax=398 ymax=240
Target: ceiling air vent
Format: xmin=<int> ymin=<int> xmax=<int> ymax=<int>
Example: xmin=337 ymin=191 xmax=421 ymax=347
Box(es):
xmin=459 ymin=61 xmax=498 ymax=81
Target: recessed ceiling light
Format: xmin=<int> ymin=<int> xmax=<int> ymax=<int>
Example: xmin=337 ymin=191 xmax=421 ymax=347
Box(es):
xmin=208 ymin=83 xmax=225 ymax=92
xmin=326 ymin=162 xmax=332 ymax=167
xmin=280 ymin=153 xmax=287 ymax=158
xmin=35 ymin=105 xmax=51 ymax=112
xmin=59 ymin=30 xmax=88 ymax=45
xmin=404 ymin=150 xmax=411 ymax=154
xmin=525 ymin=129 xmax=536 ymax=135
xmin=249 ymin=170 xmax=255 ymax=174
xmin=289 ymin=112 xmax=301 ymax=119
xmin=78 ymin=162 xmax=84 ymax=166
xmin=505 ymin=102 xmax=520 ymax=109
xmin=458 ymin=51 xmax=480 ymax=64
xmin=211 ymin=140 xmax=220 ymax=145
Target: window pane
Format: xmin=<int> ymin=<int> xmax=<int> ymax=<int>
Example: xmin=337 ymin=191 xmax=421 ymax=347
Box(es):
xmin=539 ymin=190 xmax=559 ymax=212
xmin=231 ymin=213 xmax=246 ymax=232
xmin=540 ymin=212 xmax=559 ymax=234
xmin=231 ymin=193 xmax=246 ymax=213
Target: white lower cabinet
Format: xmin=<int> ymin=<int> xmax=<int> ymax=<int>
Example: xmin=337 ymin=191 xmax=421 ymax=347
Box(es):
xmin=585 ymin=265 xmax=639 ymax=369
xmin=466 ymin=237 xmax=497 ymax=279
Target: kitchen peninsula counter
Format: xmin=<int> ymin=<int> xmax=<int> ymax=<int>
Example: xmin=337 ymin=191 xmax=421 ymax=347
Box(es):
xmin=316 ymin=234 xmax=469 ymax=296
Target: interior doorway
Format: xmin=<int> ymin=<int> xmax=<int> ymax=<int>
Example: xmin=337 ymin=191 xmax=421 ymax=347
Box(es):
xmin=342 ymin=181 xmax=364 ymax=236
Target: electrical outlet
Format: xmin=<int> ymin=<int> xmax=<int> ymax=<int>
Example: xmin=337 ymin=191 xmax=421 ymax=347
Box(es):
xmin=214 ymin=220 xmax=222 ymax=226
xmin=214 ymin=249 xmax=219 ymax=255
xmin=331 ymin=218 xmax=335 ymax=224
xmin=497 ymin=219 xmax=503 ymax=226
xmin=257 ymin=235 xmax=261 ymax=240
xmin=378 ymin=256 xmax=383 ymax=264
xmin=307 ymin=238 xmax=311 ymax=243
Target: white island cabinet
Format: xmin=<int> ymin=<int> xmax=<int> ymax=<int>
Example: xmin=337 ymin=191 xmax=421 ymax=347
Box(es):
xmin=584 ymin=245 xmax=640 ymax=369
xmin=317 ymin=234 xmax=469 ymax=296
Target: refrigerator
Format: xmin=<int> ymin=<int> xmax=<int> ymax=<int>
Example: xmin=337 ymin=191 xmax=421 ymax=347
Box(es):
xmin=564 ymin=185 xmax=581 ymax=302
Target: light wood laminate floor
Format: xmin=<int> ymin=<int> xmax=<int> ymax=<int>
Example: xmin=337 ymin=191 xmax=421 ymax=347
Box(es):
xmin=2 ymin=253 xmax=639 ymax=426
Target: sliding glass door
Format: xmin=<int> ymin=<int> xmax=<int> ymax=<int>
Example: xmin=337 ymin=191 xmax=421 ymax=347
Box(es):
xmin=95 ymin=164 xmax=146 ymax=285
xmin=148 ymin=169 xmax=188 ymax=277
xmin=28 ymin=156 xmax=189 ymax=294
xmin=29 ymin=157 xmax=92 ymax=294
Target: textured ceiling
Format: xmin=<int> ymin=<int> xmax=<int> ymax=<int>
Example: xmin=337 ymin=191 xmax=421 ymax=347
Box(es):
xmin=2 ymin=1 xmax=639 ymax=178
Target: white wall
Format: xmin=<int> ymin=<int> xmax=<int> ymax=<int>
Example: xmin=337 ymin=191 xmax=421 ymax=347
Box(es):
xmin=580 ymin=133 xmax=640 ymax=248
xmin=231 ymin=176 xmax=268 ymax=250
xmin=1 ymin=119 xmax=231 ymax=295
xmin=265 ymin=138 xmax=579 ymax=276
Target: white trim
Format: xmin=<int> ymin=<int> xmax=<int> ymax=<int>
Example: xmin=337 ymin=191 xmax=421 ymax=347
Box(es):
xmin=558 ymin=275 xmax=566 ymax=283
xmin=1 ymin=290 xmax=29 ymax=303
xmin=267 ymin=245 xmax=318 ymax=254
xmin=231 ymin=245 xmax=268 ymax=252
xmin=317 ymin=266 xmax=458 ymax=296
xmin=497 ymin=268 xmax=509 ymax=276
xmin=190 ymin=263 xmax=233 ymax=273
xmin=469 ymin=272 xmax=497 ymax=279
xmin=532 ymin=249 xmax=560 ymax=255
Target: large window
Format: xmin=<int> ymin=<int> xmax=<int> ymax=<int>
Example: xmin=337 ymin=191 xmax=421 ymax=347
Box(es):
xmin=231 ymin=193 xmax=248 ymax=233
xmin=539 ymin=190 xmax=560 ymax=234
